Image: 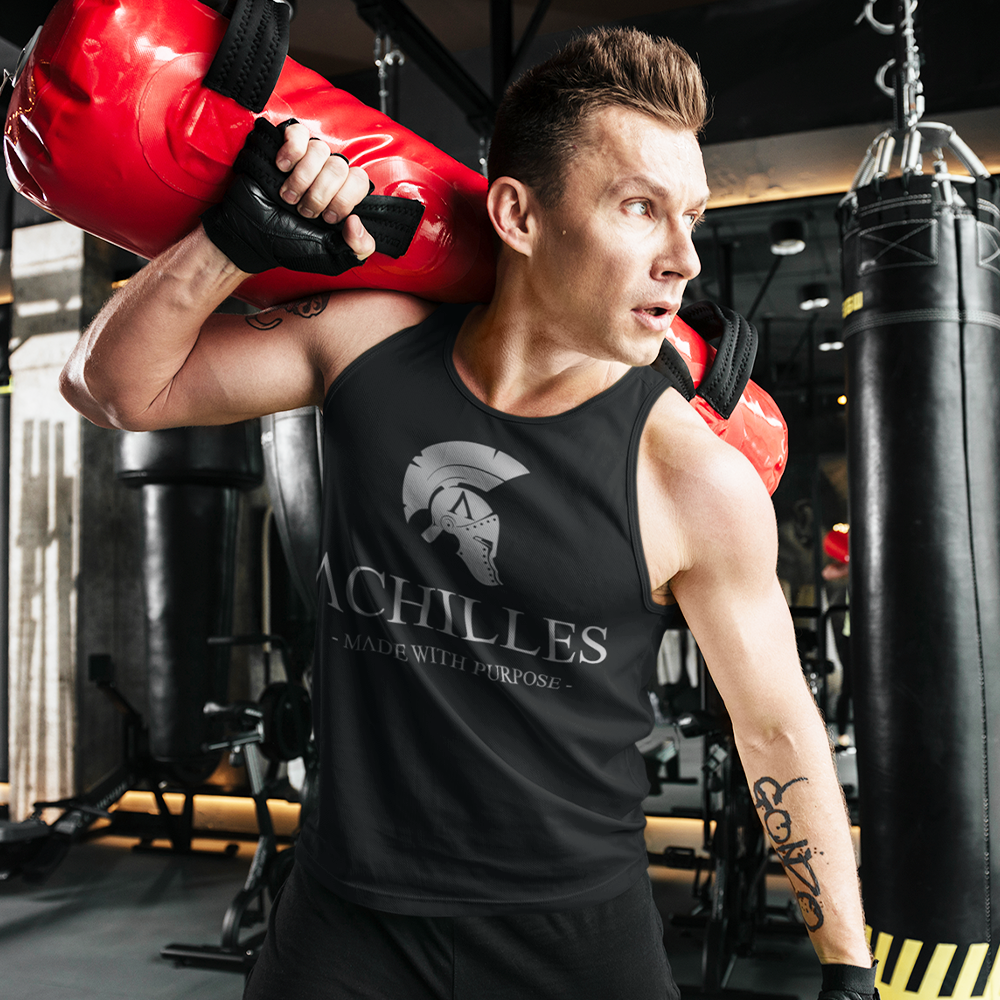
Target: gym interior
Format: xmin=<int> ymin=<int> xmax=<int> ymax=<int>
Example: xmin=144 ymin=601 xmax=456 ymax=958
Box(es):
xmin=1 ymin=1 xmax=999 ymax=998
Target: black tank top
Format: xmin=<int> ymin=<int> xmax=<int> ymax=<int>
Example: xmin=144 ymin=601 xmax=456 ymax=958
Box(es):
xmin=297 ymin=303 xmax=684 ymax=915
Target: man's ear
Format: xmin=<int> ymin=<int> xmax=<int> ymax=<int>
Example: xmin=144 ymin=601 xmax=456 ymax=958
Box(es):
xmin=486 ymin=177 xmax=537 ymax=257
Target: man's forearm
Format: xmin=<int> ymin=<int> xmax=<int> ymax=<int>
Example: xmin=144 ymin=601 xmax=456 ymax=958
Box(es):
xmin=61 ymin=226 xmax=247 ymax=428
xmin=736 ymin=718 xmax=871 ymax=967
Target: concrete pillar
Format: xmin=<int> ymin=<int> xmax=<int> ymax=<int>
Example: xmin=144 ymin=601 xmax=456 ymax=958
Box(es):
xmin=8 ymin=220 xmax=86 ymax=820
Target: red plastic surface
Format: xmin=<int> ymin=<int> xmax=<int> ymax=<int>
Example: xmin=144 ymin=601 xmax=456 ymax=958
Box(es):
xmin=667 ymin=317 xmax=787 ymax=495
xmin=3 ymin=0 xmax=787 ymax=492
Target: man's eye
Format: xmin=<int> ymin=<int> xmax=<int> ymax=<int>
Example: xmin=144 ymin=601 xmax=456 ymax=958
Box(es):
xmin=687 ymin=213 xmax=706 ymax=230
xmin=627 ymin=201 xmax=651 ymax=216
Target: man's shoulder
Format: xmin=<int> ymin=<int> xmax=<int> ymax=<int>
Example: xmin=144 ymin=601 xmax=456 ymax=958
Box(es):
xmin=641 ymin=388 xmax=743 ymax=477
xmin=641 ymin=387 xmax=773 ymax=540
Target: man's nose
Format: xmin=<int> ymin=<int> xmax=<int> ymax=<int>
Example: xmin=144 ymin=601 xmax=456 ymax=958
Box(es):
xmin=655 ymin=225 xmax=701 ymax=282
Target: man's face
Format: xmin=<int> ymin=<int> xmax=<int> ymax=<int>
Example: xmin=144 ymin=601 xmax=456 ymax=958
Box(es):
xmin=525 ymin=105 xmax=709 ymax=367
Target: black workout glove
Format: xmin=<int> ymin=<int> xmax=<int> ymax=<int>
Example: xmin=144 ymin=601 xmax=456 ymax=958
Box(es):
xmin=818 ymin=962 xmax=880 ymax=1000
xmin=202 ymin=118 xmax=423 ymax=275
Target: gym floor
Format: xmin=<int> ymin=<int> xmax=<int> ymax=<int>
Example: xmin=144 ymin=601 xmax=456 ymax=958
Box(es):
xmin=0 ymin=732 xmax=853 ymax=1000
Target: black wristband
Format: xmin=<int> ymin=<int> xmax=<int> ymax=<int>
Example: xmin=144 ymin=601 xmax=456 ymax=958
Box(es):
xmin=821 ymin=962 xmax=878 ymax=996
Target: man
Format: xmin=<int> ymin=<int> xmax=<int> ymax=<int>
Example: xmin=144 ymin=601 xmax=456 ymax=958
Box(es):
xmin=61 ymin=27 xmax=875 ymax=1000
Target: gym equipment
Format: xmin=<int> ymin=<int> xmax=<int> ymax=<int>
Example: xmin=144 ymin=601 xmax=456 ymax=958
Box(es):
xmin=0 ymin=655 xmax=147 ymax=880
xmin=0 ymin=653 xmax=245 ymax=880
xmin=842 ymin=1 xmax=1000 ymax=987
xmin=115 ymin=421 xmax=263 ymax=775
xmin=3 ymin=0 xmax=496 ymax=305
xmin=2 ymin=0 xmax=788 ymax=493
xmin=162 ymin=673 xmax=314 ymax=972
xmin=260 ymin=406 xmax=323 ymax=614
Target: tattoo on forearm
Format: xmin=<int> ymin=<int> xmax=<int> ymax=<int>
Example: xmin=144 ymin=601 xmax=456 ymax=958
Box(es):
xmin=752 ymin=776 xmax=824 ymax=932
xmin=246 ymin=294 xmax=331 ymax=330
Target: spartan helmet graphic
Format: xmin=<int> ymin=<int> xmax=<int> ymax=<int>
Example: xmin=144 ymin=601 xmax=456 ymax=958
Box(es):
xmin=402 ymin=442 xmax=529 ymax=586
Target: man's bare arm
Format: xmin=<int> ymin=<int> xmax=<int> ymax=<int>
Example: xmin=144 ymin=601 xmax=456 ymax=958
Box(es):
xmin=63 ymin=229 xmax=256 ymax=428
xmin=645 ymin=409 xmax=870 ymax=966
xmin=60 ymin=122 xmax=431 ymax=430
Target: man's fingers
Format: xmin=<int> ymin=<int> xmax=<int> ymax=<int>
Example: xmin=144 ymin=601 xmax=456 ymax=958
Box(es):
xmin=291 ymin=157 xmax=350 ymax=219
xmin=279 ymin=138 xmax=343 ymax=210
xmin=341 ymin=214 xmax=376 ymax=261
xmin=272 ymin=124 xmax=375 ymax=254
xmin=276 ymin=121 xmax=312 ymax=173
xmin=319 ymin=167 xmax=371 ymax=224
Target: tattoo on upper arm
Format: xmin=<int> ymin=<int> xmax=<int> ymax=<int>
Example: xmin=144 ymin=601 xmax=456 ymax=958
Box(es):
xmin=752 ymin=775 xmax=824 ymax=932
xmin=245 ymin=294 xmax=331 ymax=331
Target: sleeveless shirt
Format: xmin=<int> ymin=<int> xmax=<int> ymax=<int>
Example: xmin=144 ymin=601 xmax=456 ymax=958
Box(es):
xmin=297 ymin=303 xmax=684 ymax=915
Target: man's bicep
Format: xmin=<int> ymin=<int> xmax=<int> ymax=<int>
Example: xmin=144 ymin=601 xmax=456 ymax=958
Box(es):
xmin=131 ymin=307 xmax=327 ymax=428
xmin=669 ymin=459 xmax=809 ymax=736
xmin=138 ymin=290 xmax=432 ymax=429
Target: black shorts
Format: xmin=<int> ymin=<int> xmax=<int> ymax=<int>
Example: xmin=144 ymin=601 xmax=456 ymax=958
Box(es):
xmin=243 ymin=864 xmax=680 ymax=1000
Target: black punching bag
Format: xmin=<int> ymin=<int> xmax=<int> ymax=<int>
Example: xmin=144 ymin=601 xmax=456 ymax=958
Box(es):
xmin=116 ymin=423 xmax=263 ymax=779
xmin=842 ymin=172 xmax=1000 ymax=987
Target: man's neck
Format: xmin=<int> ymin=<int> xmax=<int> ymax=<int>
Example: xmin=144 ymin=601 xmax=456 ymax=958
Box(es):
xmin=452 ymin=294 xmax=632 ymax=418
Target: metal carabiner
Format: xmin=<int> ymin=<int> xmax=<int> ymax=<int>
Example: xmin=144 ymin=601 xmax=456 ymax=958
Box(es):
xmin=855 ymin=0 xmax=896 ymax=35
xmin=874 ymin=58 xmax=896 ymax=99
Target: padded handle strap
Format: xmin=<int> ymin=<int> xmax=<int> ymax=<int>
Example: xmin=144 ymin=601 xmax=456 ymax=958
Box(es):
xmin=204 ymin=0 xmax=290 ymax=113
xmin=237 ymin=118 xmax=425 ymax=259
xmin=678 ymin=301 xmax=758 ymax=419
xmin=649 ymin=339 xmax=696 ymax=400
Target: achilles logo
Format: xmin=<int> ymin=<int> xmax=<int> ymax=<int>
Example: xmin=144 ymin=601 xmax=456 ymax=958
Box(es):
xmin=402 ymin=441 xmax=529 ymax=586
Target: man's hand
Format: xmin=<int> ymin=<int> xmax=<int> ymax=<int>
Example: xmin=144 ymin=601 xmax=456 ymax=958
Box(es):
xmin=202 ymin=120 xmax=376 ymax=275
xmin=274 ymin=121 xmax=376 ymax=250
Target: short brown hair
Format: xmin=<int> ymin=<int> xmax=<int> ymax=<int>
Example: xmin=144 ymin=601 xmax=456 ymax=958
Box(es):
xmin=488 ymin=27 xmax=707 ymax=207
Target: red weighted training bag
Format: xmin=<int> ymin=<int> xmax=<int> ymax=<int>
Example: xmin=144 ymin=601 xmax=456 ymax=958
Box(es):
xmin=3 ymin=0 xmax=786 ymax=492
xmin=3 ymin=0 xmax=497 ymax=305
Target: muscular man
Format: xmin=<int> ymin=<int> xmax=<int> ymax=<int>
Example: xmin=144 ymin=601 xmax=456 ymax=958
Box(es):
xmin=61 ymin=27 xmax=874 ymax=1000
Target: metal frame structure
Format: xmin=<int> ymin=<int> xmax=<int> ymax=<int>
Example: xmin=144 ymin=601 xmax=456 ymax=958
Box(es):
xmin=352 ymin=0 xmax=552 ymax=136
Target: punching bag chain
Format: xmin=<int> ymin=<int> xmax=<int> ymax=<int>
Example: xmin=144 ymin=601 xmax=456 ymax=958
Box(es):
xmin=856 ymin=0 xmax=923 ymax=129
xmin=845 ymin=0 xmax=989 ymax=201
xmin=859 ymin=0 xmax=924 ymax=131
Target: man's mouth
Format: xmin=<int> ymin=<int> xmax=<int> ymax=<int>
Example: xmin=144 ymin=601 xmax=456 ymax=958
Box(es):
xmin=632 ymin=304 xmax=676 ymax=331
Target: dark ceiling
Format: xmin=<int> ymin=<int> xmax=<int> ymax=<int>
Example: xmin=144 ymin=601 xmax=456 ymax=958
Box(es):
xmin=3 ymin=0 xmax=999 ymax=460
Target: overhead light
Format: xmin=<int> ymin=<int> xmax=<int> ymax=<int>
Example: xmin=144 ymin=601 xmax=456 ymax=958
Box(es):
xmin=819 ymin=328 xmax=845 ymax=352
xmin=769 ymin=219 xmax=806 ymax=256
xmin=800 ymin=282 xmax=831 ymax=311
xmin=837 ymin=394 xmax=847 ymax=405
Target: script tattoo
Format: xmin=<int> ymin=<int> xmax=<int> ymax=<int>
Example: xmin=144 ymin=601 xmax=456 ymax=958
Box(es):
xmin=246 ymin=294 xmax=331 ymax=331
xmin=752 ymin=775 xmax=824 ymax=932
